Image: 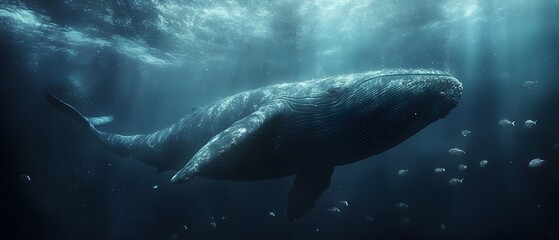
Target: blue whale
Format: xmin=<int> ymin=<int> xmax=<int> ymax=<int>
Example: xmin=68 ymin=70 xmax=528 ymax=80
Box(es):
xmin=47 ymin=69 xmax=462 ymax=221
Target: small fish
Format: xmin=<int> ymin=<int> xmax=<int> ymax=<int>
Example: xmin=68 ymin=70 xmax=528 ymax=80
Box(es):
xmin=339 ymin=200 xmax=349 ymax=207
xmin=209 ymin=216 xmax=216 ymax=229
xmin=365 ymin=216 xmax=374 ymax=222
xmin=268 ymin=211 xmax=276 ymax=217
xmin=524 ymin=120 xmax=537 ymax=128
xmin=434 ymin=168 xmax=446 ymax=173
xmin=461 ymin=130 xmax=471 ymax=137
xmin=498 ymin=119 xmax=515 ymax=127
xmin=448 ymin=148 xmax=466 ymax=156
xmin=458 ymin=164 xmax=467 ymax=171
xmin=479 ymin=160 xmax=488 ymax=168
xmin=522 ymin=81 xmax=538 ymax=89
xmin=327 ymin=207 xmax=341 ymax=213
xmin=395 ymin=202 xmax=409 ymax=210
xmin=152 ymin=185 xmax=159 ymax=189
xmin=528 ymin=158 xmax=545 ymax=168
xmin=20 ymin=174 xmax=31 ymax=181
xmin=440 ymin=224 xmax=446 ymax=230
xmin=397 ymin=169 xmax=409 ymax=176
xmin=449 ymin=178 xmax=463 ymax=186
xmin=183 ymin=225 xmax=188 ymax=230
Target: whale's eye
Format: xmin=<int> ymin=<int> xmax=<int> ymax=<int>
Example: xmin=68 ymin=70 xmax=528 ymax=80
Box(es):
xmin=327 ymin=87 xmax=342 ymax=95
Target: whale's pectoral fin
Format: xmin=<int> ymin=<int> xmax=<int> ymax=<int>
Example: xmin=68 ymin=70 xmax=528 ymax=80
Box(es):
xmin=170 ymin=101 xmax=287 ymax=183
xmin=287 ymin=163 xmax=335 ymax=222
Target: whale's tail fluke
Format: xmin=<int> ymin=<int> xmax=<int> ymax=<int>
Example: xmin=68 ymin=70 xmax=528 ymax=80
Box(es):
xmin=46 ymin=94 xmax=172 ymax=169
xmin=46 ymin=94 xmax=114 ymax=130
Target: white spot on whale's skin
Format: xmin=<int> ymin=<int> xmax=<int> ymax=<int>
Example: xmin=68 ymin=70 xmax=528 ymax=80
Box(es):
xmin=192 ymin=163 xmax=199 ymax=172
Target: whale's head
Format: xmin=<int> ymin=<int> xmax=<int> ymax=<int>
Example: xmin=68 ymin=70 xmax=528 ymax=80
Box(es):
xmin=346 ymin=69 xmax=463 ymax=121
xmin=304 ymin=69 xmax=462 ymax=162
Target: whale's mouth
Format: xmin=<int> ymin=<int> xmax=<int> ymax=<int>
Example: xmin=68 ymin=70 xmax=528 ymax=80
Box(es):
xmin=414 ymin=73 xmax=463 ymax=108
xmin=410 ymin=74 xmax=463 ymax=117
xmin=438 ymin=76 xmax=463 ymax=108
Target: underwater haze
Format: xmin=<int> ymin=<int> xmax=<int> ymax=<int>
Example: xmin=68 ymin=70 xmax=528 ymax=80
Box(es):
xmin=1 ymin=0 xmax=559 ymax=239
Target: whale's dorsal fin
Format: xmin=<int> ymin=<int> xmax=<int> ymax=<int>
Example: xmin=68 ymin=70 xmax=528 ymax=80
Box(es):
xmin=287 ymin=163 xmax=334 ymax=221
xmin=170 ymin=101 xmax=288 ymax=183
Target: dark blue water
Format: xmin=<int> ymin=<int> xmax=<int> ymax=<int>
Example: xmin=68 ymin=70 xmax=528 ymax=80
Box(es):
xmin=2 ymin=0 xmax=558 ymax=239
